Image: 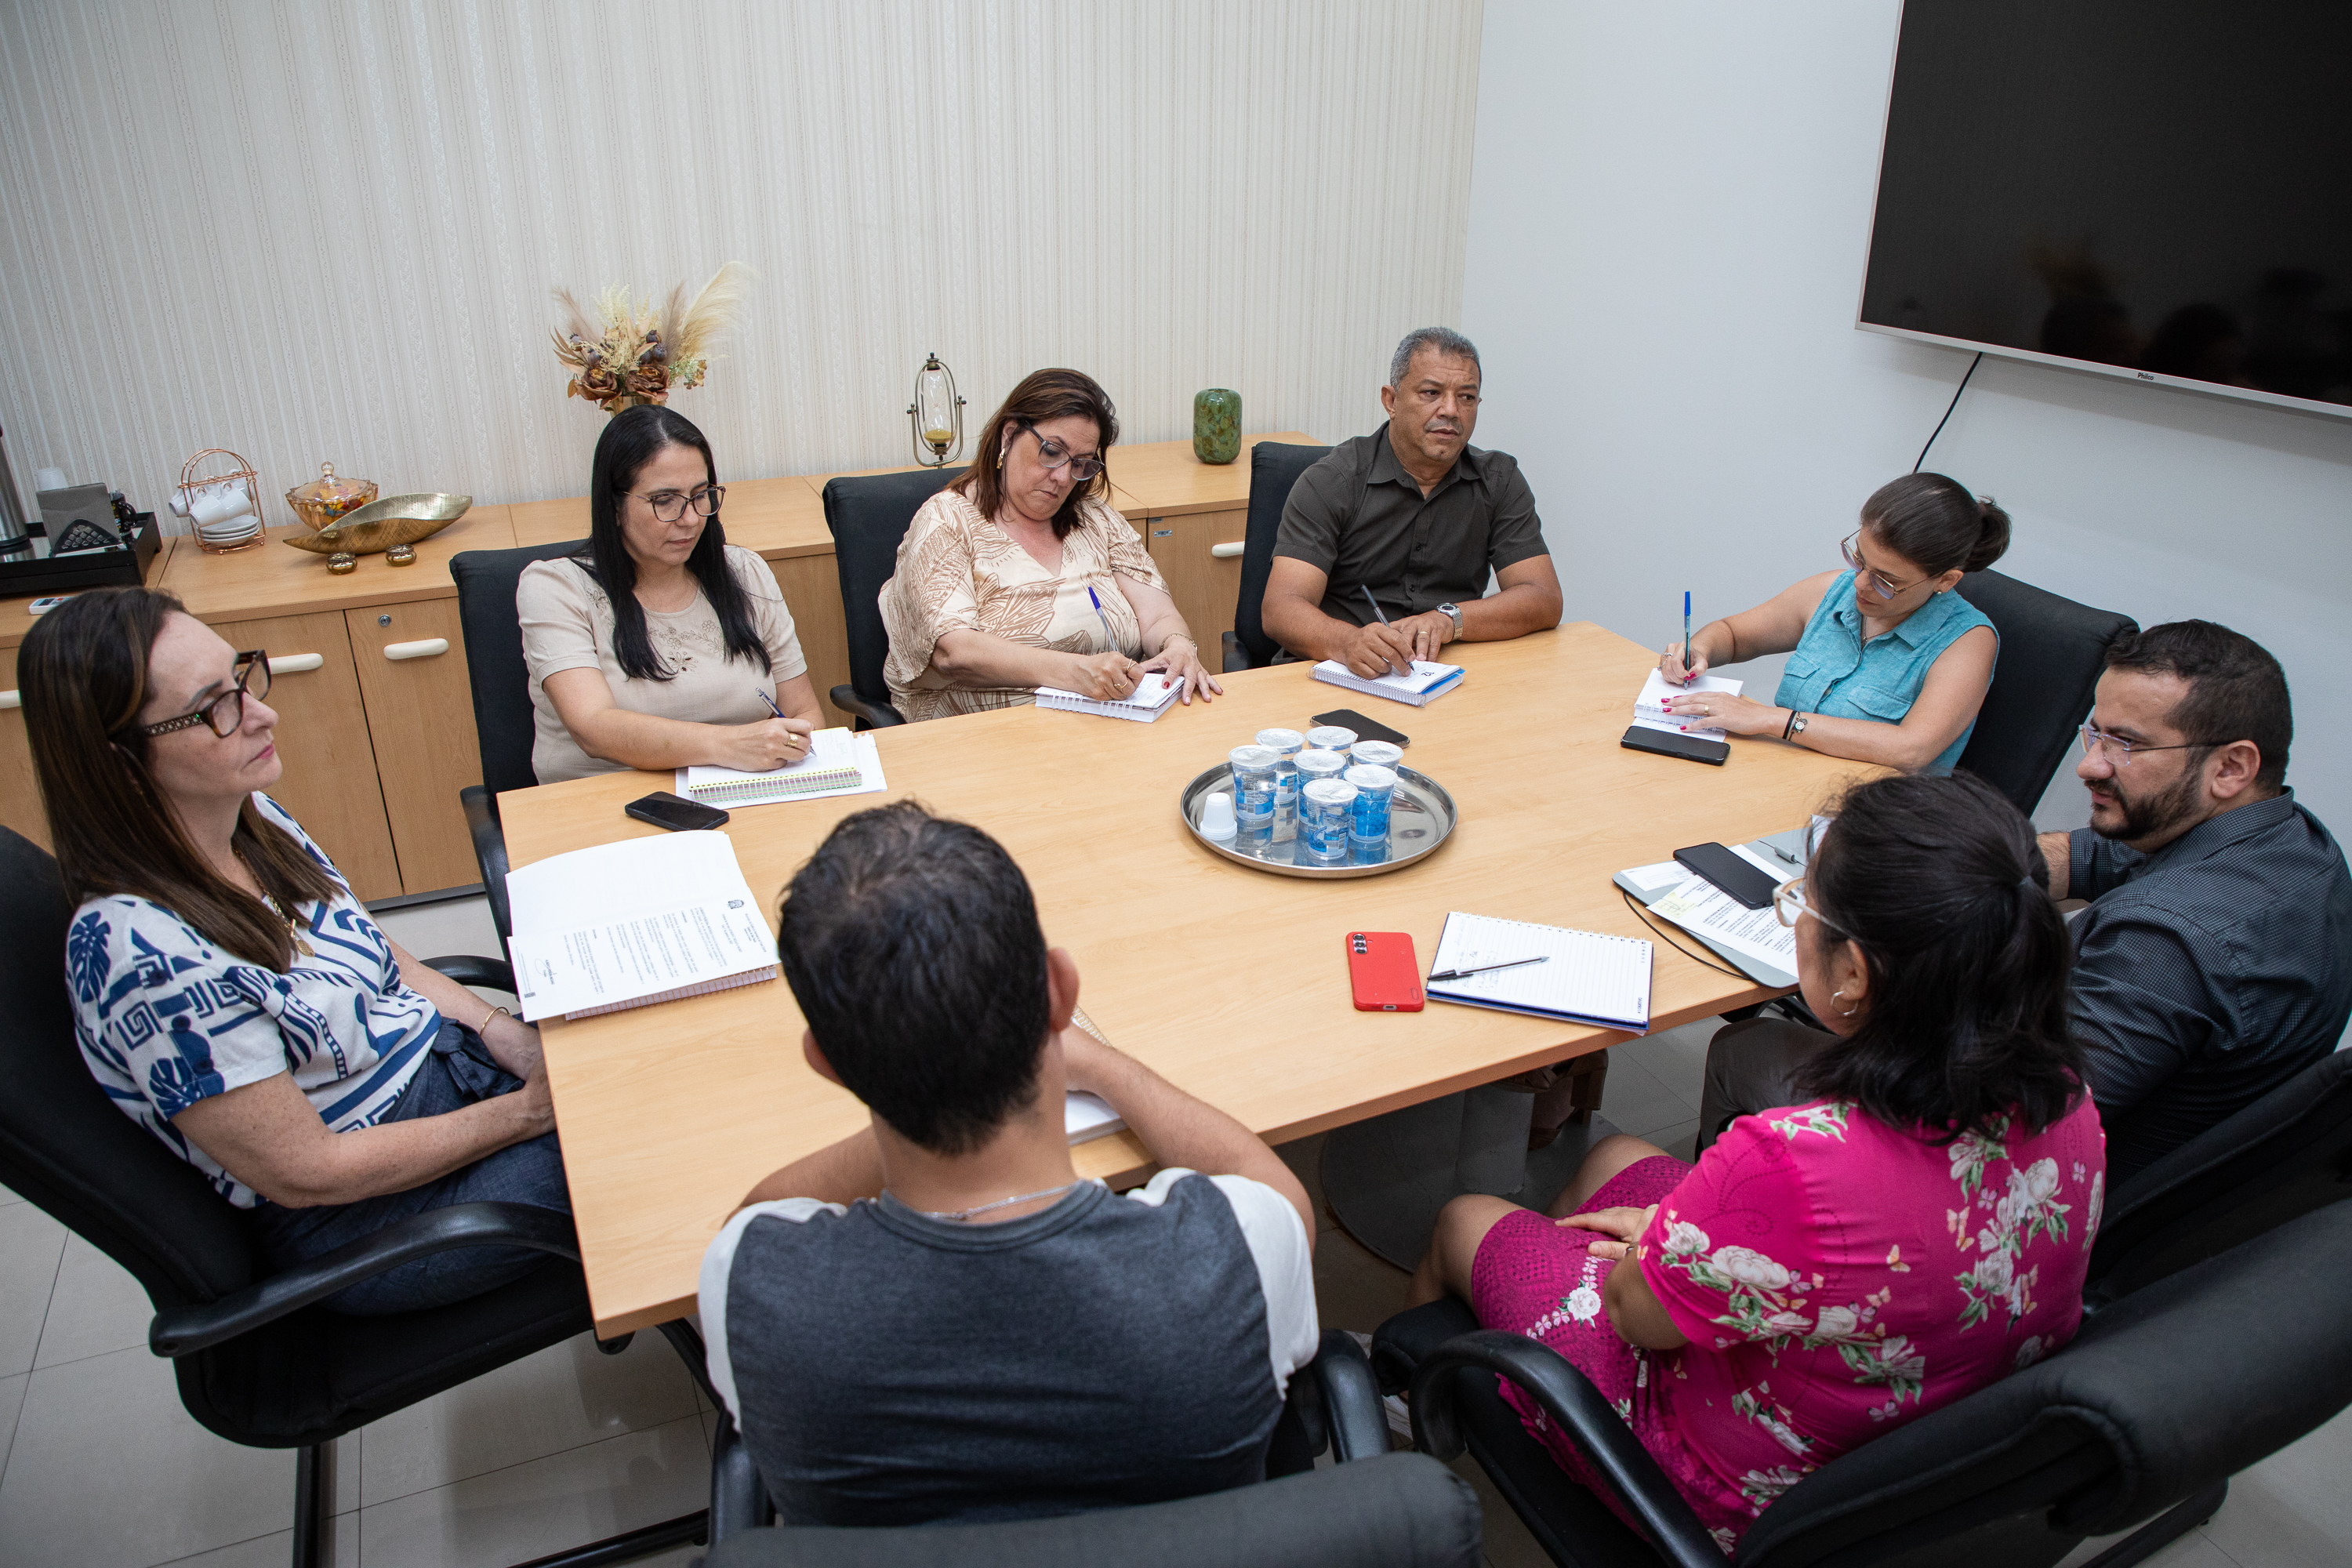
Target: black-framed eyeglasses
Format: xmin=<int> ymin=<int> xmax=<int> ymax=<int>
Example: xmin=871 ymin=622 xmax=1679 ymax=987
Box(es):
xmin=1019 ymin=425 xmax=1105 ymax=481
xmin=137 ymin=651 xmax=272 ymax=739
xmin=2077 ymin=724 xmax=2236 ymax=768
xmin=629 ymin=485 xmax=725 ymax=524
xmin=1839 ymin=531 xmax=1925 ymax=600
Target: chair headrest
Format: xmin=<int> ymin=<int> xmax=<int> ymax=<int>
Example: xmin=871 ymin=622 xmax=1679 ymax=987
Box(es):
xmin=0 ymin=829 xmax=258 ymax=1307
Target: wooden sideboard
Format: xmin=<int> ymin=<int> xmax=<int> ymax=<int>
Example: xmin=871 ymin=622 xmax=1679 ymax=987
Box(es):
xmin=0 ymin=432 xmax=1317 ymax=902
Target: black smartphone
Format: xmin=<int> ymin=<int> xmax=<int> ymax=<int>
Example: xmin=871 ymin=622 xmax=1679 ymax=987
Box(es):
xmin=1674 ymin=842 xmax=1781 ymax=909
xmin=1620 ymin=724 xmax=1729 ymax=766
xmin=625 ymin=791 xmax=731 ymax=833
xmin=1312 ymin=708 xmax=1410 ymax=749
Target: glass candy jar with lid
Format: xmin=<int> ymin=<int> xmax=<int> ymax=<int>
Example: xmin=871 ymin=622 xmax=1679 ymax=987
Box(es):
xmin=285 ymin=463 xmax=378 ymax=532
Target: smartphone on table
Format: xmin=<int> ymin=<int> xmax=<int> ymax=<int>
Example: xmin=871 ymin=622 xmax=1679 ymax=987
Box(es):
xmin=1673 ymin=842 xmax=1780 ymax=909
xmin=1347 ymin=931 xmax=1425 ymax=1011
xmin=625 ymin=791 xmax=731 ymax=833
xmin=1312 ymin=709 xmax=1410 ymax=749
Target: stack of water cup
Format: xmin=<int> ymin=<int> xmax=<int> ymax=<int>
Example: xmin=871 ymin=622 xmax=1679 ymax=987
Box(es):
xmin=1342 ymin=764 xmax=1397 ymax=863
xmin=1254 ymin=728 xmax=1304 ymax=843
xmin=1227 ymin=745 xmax=1280 ymax=846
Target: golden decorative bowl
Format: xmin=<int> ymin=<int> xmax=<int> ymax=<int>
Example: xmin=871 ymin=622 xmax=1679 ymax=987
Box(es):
xmin=282 ymin=492 xmax=472 ymax=564
xmin=285 ymin=463 xmax=378 ymax=532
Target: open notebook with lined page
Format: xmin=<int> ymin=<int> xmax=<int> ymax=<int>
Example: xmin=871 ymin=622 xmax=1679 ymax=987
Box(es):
xmin=1423 ymin=912 xmax=1653 ymax=1033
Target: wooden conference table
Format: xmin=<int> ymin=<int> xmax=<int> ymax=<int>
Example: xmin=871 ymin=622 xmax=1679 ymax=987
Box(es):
xmin=500 ymin=624 xmax=1870 ymax=1337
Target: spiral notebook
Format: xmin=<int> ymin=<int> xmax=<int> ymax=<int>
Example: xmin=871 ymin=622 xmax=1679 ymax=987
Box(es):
xmin=678 ymin=728 xmax=882 ymax=807
xmin=1034 ymin=673 xmax=1181 ymax=721
xmin=1424 ymin=912 xmax=1653 ymax=1033
xmin=1311 ymin=658 xmax=1465 ymax=707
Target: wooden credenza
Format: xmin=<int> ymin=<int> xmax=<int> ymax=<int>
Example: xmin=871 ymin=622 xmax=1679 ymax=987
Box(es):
xmin=0 ymin=432 xmax=1316 ymax=902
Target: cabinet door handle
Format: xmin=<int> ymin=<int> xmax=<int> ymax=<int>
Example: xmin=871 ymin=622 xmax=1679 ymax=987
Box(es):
xmin=1210 ymin=541 xmax=1246 ymax=559
xmin=383 ymin=637 xmax=450 ymax=662
xmin=273 ymin=652 xmax=325 ymax=673
xmin=0 ymin=690 xmax=16 ymax=711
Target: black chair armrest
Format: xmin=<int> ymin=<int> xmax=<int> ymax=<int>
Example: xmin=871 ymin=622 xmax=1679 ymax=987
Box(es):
xmin=709 ymin=1408 xmax=775 ymax=1541
xmin=423 ymin=954 xmax=515 ymax=994
xmin=1311 ymin=1330 xmax=1389 ymax=1463
xmin=828 ymin=683 xmax=906 ymax=729
xmin=148 ymin=1201 xmax=579 ymax=1356
xmin=1409 ymin=1330 xmax=1721 ymax=1568
xmin=459 ymin=785 xmax=514 ymax=943
xmin=1222 ymin=629 xmax=1252 ymax=673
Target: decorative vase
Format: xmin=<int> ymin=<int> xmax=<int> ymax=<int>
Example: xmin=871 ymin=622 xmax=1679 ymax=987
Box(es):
xmin=1192 ymin=388 xmax=1242 ymax=465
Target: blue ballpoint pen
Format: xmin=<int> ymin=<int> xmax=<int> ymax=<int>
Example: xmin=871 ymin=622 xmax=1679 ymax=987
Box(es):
xmin=1085 ymin=584 xmax=1121 ymax=650
xmin=753 ymin=686 xmax=786 ymax=720
xmin=1682 ymin=590 xmax=1692 ymax=681
xmin=1361 ymin=585 xmax=1407 ymax=676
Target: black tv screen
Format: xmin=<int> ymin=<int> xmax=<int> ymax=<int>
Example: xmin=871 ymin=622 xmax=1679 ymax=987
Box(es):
xmin=1859 ymin=0 xmax=2352 ymax=418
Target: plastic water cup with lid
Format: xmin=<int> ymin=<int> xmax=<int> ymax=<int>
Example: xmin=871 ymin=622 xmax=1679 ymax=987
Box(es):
xmin=1229 ymin=745 xmax=1280 ymax=846
xmin=1305 ymin=724 xmax=1357 ymax=754
xmin=1254 ymin=728 xmax=1305 ymax=843
xmin=1350 ymin=739 xmax=1404 ymax=772
xmin=1294 ymin=747 xmax=1348 ymax=792
xmin=1301 ymin=779 xmax=1358 ymax=865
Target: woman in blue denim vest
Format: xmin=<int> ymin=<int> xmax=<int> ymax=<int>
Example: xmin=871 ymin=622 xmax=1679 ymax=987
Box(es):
xmin=1657 ymin=474 xmax=2007 ymax=772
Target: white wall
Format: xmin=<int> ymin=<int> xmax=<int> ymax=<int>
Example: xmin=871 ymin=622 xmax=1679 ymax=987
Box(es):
xmin=0 ymin=0 xmax=1481 ymax=528
xmin=1461 ymin=2 xmax=2352 ymax=833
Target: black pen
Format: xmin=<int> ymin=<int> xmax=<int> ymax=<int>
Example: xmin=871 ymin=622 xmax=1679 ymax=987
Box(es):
xmin=1428 ymin=955 xmax=1550 ymax=983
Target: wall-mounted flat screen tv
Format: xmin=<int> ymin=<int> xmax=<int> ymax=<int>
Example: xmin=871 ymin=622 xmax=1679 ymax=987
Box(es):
xmin=1859 ymin=0 xmax=2352 ymax=419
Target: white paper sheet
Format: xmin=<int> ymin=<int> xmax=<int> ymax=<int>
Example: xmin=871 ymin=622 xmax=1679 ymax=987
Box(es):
xmin=1646 ymin=873 xmax=1799 ymax=974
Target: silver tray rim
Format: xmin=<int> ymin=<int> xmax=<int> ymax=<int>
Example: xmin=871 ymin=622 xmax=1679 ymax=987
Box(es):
xmin=1177 ymin=761 xmax=1459 ymax=880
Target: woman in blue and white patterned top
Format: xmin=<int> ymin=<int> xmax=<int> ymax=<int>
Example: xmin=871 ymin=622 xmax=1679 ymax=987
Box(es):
xmin=1653 ymin=474 xmax=2007 ymax=773
xmin=21 ymin=587 xmax=571 ymax=1315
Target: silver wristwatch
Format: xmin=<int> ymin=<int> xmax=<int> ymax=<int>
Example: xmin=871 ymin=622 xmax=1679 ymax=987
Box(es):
xmin=1436 ymin=602 xmax=1464 ymax=638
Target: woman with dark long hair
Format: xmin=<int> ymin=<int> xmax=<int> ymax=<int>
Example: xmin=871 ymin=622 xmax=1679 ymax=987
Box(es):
xmin=520 ymin=404 xmax=824 ymax=782
xmin=877 ymin=368 xmax=1219 ymax=722
xmin=22 ymin=588 xmax=567 ymax=1313
xmin=1408 ymin=772 xmax=2103 ymax=1552
xmin=1654 ymin=474 xmax=2009 ymax=771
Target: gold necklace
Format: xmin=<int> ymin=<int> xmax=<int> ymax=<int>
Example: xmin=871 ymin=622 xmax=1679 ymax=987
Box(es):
xmin=237 ymin=849 xmax=314 ymax=957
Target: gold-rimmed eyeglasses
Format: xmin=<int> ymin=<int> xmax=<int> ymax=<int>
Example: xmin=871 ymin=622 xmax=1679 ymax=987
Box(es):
xmin=137 ymin=651 xmax=272 ymax=739
xmin=630 ymin=485 xmax=726 ymax=524
xmin=1839 ymin=531 xmax=1925 ymax=600
xmin=1021 ymin=425 xmax=1105 ymax=481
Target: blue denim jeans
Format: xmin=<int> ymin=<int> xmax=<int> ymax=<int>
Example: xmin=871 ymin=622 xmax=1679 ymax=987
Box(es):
xmin=249 ymin=1021 xmax=571 ymax=1315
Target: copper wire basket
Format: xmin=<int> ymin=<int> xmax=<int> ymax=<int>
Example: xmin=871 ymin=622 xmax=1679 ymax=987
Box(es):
xmin=175 ymin=448 xmax=267 ymax=554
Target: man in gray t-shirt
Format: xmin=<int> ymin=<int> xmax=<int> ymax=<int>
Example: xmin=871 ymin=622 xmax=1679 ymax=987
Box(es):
xmin=1263 ymin=326 xmax=1563 ymax=677
xmin=701 ymin=802 xmax=1318 ymax=1526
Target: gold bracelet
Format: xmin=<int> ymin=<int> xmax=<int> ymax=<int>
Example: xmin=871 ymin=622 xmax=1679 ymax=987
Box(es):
xmin=476 ymin=1003 xmax=510 ymax=1034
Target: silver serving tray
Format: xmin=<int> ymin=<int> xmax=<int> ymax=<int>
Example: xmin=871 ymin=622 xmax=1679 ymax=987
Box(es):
xmin=1178 ymin=762 xmax=1458 ymax=879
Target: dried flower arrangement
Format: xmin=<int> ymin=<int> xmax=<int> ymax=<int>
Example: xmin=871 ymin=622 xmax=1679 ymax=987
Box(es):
xmin=550 ymin=261 xmax=751 ymax=413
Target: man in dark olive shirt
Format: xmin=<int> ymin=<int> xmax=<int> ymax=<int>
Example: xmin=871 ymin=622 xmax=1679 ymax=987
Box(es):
xmin=2036 ymin=620 xmax=2352 ymax=1185
xmin=1263 ymin=327 xmax=1563 ymax=676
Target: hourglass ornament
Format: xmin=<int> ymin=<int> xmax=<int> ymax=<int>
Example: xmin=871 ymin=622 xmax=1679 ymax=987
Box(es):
xmin=906 ymin=353 xmax=967 ymax=467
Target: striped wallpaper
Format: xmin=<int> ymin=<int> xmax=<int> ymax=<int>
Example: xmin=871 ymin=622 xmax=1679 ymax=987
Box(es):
xmin=0 ymin=0 xmax=1483 ymax=531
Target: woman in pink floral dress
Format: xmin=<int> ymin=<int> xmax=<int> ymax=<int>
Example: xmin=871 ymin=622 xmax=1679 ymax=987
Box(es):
xmin=1408 ymin=772 xmax=2103 ymax=1553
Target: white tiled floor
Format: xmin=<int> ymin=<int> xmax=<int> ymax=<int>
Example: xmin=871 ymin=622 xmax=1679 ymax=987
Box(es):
xmin=6 ymin=912 xmax=2347 ymax=1566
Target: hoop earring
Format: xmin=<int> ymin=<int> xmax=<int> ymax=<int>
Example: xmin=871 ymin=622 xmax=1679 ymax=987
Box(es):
xmin=1831 ymin=987 xmax=1858 ymax=1018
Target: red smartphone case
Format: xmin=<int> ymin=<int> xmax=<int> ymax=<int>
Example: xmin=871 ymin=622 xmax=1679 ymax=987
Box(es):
xmin=1348 ymin=931 xmax=1425 ymax=1012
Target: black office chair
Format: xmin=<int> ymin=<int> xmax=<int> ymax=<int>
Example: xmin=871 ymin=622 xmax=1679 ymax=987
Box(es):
xmin=2086 ymin=1047 xmax=2352 ymax=1308
xmin=1954 ymin=570 xmax=2136 ymax=815
xmin=1373 ymin=1201 xmax=2352 ymax=1567
xmin=820 ymin=466 xmax=964 ymax=728
xmin=702 ymin=1332 xmax=1466 ymax=1566
xmin=450 ymin=539 xmax=589 ymax=943
xmin=0 ymin=826 xmax=710 ymax=1568
xmin=703 ymin=1450 xmax=1481 ymax=1568
xmin=1227 ymin=441 xmax=1331 ymax=672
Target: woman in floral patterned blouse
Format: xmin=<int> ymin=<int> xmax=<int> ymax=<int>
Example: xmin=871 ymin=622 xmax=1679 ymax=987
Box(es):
xmin=1407 ymin=771 xmax=2103 ymax=1552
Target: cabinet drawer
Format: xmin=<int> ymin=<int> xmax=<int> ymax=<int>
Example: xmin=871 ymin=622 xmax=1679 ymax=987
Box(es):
xmin=0 ymin=644 xmax=45 ymax=852
xmin=210 ymin=612 xmax=402 ymax=902
xmin=1143 ymin=506 xmax=1247 ymax=656
xmin=346 ymin=599 xmax=485 ymax=895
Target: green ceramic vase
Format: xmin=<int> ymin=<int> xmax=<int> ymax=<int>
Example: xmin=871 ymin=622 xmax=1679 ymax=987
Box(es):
xmin=1192 ymin=388 xmax=1242 ymax=464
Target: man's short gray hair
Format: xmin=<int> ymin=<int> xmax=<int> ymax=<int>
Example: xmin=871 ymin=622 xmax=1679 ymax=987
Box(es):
xmin=1388 ymin=326 xmax=1481 ymax=388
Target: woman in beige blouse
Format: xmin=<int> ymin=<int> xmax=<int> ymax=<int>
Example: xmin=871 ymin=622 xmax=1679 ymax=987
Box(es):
xmin=880 ymin=368 xmax=1221 ymax=723
xmin=518 ymin=406 xmax=824 ymax=783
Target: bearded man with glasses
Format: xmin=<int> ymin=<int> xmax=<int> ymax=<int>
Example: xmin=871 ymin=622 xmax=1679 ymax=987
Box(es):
xmin=2031 ymin=620 xmax=2352 ymax=1183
